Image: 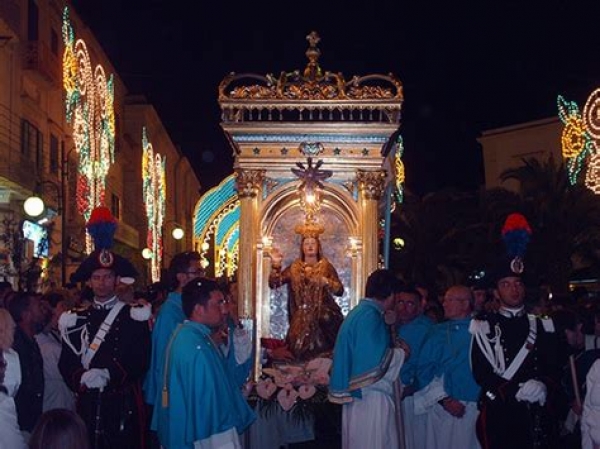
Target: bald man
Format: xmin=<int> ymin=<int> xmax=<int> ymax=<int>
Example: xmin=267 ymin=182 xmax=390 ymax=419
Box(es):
xmin=415 ymin=285 xmax=481 ymax=449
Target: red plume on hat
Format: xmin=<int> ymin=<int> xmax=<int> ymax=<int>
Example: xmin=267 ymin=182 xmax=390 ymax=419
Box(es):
xmin=70 ymin=206 xmax=138 ymax=282
xmin=500 ymin=213 xmax=532 ymax=274
xmin=86 ymin=206 xmax=117 ymax=251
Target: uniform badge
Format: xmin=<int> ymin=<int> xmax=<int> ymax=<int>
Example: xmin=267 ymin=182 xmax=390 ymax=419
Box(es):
xmin=98 ymin=249 xmax=114 ymax=268
xmin=510 ymin=256 xmax=524 ymax=274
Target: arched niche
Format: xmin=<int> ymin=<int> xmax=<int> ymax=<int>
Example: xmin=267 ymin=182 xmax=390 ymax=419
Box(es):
xmin=255 ymin=180 xmax=362 ymax=341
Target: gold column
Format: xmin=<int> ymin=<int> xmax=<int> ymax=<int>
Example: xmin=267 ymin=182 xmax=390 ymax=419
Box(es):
xmin=357 ymin=169 xmax=386 ymax=280
xmin=234 ymin=168 xmax=265 ymax=319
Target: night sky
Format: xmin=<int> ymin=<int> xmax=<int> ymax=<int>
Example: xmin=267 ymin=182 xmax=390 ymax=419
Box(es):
xmin=71 ymin=0 xmax=600 ymax=195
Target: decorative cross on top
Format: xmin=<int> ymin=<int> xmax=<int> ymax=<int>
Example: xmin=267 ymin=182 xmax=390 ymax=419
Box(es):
xmin=306 ymin=31 xmax=320 ymax=48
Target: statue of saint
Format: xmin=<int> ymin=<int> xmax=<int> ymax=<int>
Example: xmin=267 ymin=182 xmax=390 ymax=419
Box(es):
xmin=268 ymin=222 xmax=344 ymax=361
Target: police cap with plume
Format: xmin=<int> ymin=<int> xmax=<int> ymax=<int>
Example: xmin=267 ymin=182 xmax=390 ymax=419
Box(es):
xmin=70 ymin=207 xmax=138 ymax=283
xmin=490 ymin=212 xmax=532 ymax=285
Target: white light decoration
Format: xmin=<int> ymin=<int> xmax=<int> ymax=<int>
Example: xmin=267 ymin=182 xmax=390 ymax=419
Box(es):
xmin=62 ymin=7 xmax=116 ymax=253
xmin=23 ymin=196 xmax=45 ymax=217
xmin=141 ymin=248 xmax=153 ymax=259
xmin=582 ymin=89 xmax=600 ymax=194
xmin=142 ymin=127 xmax=166 ymax=283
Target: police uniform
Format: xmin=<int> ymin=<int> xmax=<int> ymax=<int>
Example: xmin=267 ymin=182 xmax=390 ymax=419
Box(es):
xmin=58 ymin=207 xmax=151 ymax=449
xmin=469 ymin=260 xmax=561 ymax=449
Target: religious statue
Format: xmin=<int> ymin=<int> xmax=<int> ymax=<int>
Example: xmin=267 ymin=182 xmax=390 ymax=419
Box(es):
xmin=268 ymin=221 xmax=344 ymax=361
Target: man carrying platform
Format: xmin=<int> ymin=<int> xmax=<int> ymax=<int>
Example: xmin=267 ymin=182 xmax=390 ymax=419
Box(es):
xmin=156 ymin=277 xmax=255 ymax=448
xmin=329 ymin=268 xmax=407 ymax=449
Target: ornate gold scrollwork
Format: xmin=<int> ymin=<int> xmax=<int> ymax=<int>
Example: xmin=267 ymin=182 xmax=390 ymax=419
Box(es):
xmin=234 ymin=169 xmax=265 ymax=198
xmin=356 ymin=170 xmax=386 ymax=200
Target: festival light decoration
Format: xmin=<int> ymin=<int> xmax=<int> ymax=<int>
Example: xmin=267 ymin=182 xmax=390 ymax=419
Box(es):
xmin=62 ymin=7 xmax=116 ymax=252
xmin=394 ymin=135 xmax=405 ymax=204
xmin=142 ymin=127 xmax=166 ymax=283
xmin=582 ymin=89 xmax=600 ymax=193
xmin=557 ymin=90 xmax=600 ymax=193
xmin=202 ymin=201 xmax=239 ymax=273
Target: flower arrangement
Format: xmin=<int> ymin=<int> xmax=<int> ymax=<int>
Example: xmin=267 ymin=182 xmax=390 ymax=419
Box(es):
xmin=245 ymin=357 xmax=333 ymax=421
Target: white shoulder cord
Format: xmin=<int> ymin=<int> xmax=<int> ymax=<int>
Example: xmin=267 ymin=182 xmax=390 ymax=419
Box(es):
xmin=473 ymin=323 xmax=505 ymax=375
xmin=60 ymin=318 xmax=89 ymax=358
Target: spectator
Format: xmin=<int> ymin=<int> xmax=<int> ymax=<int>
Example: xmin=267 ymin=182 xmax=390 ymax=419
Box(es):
xmin=9 ymin=292 xmax=45 ymax=433
xmin=0 ymin=346 xmax=27 ymax=449
xmin=0 ymin=308 xmax=20 ymax=401
xmin=29 ymin=408 xmax=90 ymax=449
xmin=35 ymin=291 xmax=76 ymax=411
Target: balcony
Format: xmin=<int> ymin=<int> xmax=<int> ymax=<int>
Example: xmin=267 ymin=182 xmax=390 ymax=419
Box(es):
xmin=22 ymin=40 xmax=61 ymax=88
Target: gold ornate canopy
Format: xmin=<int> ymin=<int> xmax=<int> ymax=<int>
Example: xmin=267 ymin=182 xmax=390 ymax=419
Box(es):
xmin=219 ymin=31 xmax=403 ymax=120
xmin=217 ymin=31 xmax=403 ymax=372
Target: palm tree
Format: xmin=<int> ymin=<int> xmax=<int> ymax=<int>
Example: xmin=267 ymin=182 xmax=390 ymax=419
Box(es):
xmin=389 ymin=187 xmax=486 ymax=293
xmin=500 ymin=156 xmax=600 ymax=293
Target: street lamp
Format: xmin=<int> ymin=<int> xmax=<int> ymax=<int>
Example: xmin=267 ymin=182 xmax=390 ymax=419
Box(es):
xmin=141 ymin=247 xmax=153 ymax=259
xmin=23 ymin=196 xmax=45 ymax=217
xmin=163 ymin=220 xmax=184 ymax=241
xmin=164 ymin=220 xmax=184 ymax=256
xmin=171 ymin=226 xmax=184 ymax=240
xmin=23 ymin=179 xmax=67 ymax=286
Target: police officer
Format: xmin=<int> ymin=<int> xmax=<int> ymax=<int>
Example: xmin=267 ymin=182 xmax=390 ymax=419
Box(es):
xmin=58 ymin=207 xmax=151 ymax=449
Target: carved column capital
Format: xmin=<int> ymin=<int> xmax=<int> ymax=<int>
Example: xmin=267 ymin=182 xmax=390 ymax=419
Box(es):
xmin=235 ymin=169 xmax=265 ymax=198
xmin=357 ymin=169 xmax=386 ymax=200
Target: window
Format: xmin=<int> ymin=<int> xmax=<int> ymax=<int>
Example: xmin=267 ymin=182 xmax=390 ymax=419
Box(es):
xmin=50 ymin=28 xmax=59 ymax=55
xmin=50 ymin=134 xmax=59 ymax=174
xmin=27 ymin=0 xmax=38 ymax=41
xmin=21 ymin=120 xmax=42 ymax=168
xmin=110 ymin=193 xmax=121 ymax=219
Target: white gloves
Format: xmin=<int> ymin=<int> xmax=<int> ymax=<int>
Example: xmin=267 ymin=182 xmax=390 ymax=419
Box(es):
xmin=515 ymin=379 xmax=547 ymax=406
xmin=80 ymin=368 xmax=110 ymax=390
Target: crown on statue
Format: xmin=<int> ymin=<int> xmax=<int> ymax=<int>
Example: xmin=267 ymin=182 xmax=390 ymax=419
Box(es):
xmin=294 ymin=220 xmax=325 ymax=238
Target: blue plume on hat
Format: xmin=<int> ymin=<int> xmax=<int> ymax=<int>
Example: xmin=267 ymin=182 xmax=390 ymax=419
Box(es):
xmin=86 ymin=206 xmax=117 ymax=250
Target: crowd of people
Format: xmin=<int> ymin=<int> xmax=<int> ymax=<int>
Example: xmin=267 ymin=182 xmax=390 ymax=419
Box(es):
xmin=1 ymin=207 xmax=600 ymax=449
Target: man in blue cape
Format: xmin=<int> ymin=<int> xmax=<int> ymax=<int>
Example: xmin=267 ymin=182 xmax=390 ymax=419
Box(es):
xmin=157 ymin=277 xmax=255 ymax=449
xmin=145 ymin=251 xmax=202 ymax=428
xmin=329 ymin=269 xmax=406 ymax=449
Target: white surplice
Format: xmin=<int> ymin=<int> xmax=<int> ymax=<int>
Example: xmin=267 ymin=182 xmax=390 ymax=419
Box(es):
xmin=341 ymin=348 xmax=405 ymax=449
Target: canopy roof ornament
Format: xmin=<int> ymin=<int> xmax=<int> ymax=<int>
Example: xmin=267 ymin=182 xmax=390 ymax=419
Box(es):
xmin=218 ymin=32 xmax=403 ymax=124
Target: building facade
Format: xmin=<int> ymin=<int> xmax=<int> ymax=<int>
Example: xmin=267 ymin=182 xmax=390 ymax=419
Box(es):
xmin=478 ymin=117 xmax=562 ymax=190
xmin=0 ymin=0 xmax=199 ymax=289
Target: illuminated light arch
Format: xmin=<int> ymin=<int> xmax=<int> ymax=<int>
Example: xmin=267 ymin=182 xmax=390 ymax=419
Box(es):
xmin=193 ymin=174 xmax=240 ymax=273
xmin=142 ymin=127 xmax=166 ymax=282
xmin=215 ymin=208 xmax=239 ymax=278
xmin=63 ymin=7 xmax=116 ymax=252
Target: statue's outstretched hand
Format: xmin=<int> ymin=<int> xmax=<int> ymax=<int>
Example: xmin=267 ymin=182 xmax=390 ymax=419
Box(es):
xmin=270 ymin=248 xmax=283 ymax=268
